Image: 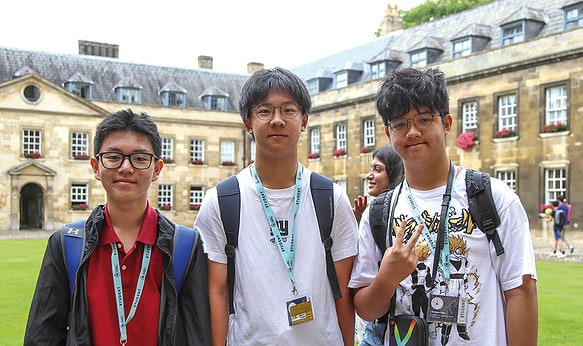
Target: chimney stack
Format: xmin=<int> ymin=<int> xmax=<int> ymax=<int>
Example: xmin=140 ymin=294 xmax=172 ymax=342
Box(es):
xmin=247 ymin=62 xmax=264 ymax=75
xmin=198 ymin=55 xmax=213 ymax=69
xmin=377 ymin=4 xmax=403 ymax=36
xmin=78 ymin=40 xmax=119 ymax=58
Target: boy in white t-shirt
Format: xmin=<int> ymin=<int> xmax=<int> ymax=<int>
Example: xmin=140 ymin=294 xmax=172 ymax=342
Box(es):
xmin=349 ymin=67 xmax=538 ymax=345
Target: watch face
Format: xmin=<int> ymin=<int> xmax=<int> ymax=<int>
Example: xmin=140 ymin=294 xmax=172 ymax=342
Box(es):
xmin=431 ymin=296 xmax=444 ymax=310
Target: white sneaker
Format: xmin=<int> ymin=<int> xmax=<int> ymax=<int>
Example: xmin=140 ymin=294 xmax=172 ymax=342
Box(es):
xmin=550 ymin=252 xmax=557 ymax=257
xmin=557 ymin=252 xmax=566 ymax=259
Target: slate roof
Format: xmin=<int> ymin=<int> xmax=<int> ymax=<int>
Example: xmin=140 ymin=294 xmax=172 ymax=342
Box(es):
xmin=291 ymin=0 xmax=575 ymax=87
xmin=0 ymin=47 xmax=249 ymax=112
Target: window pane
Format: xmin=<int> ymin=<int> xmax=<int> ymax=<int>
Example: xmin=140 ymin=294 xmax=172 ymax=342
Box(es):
xmin=23 ymin=129 xmax=42 ymax=156
xmin=190 ymin=139 xmax=205 ymax=162
xmin=158 ymin=184 xmax=173 ymax=209
xmin=161 ymin=137 xmax=173 ymax=161
xmin=498 ymin=94 xmax=517 ymax=131
xmin=544 ymin=168 xmax=566 ymax=204
xmin=545 ymin=86 xmax=567 ymax=126
xmin=363 ymin=119 xmax=375 ymax=147
xmin=461 ymin=101 xmax=478 ymax=132
xmin=221 ymin=140 xmax=235 ymax=163
xmin=310 ymin=128 xmax=320 ymax=154
xmin=71 ymin=132 xmax=89 ymax=158
xmin=336 ymin=124 xmax=347 ymax=150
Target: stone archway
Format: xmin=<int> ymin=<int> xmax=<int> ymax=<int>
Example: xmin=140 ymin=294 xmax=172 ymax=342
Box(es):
xmin=20 ymin=183 xmax=43 ymax=229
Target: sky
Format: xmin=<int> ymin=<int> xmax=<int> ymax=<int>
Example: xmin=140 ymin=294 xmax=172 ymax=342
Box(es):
xmin=1 ymin=0 xmax=424 ymax=75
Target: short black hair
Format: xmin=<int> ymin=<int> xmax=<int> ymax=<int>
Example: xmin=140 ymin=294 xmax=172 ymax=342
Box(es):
xmin=376 ymin=67 xmax=450 ymax=126
xmin=94 ymin=109 xmax=161 ymax=158
xmin=239 ymin=67 xmax=312 ymax=119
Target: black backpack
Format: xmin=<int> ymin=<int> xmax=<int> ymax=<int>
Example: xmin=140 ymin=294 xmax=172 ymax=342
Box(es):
xmin=368 ymin=169 xmax=503 ymax=326
xmin=216 ymin=172 xmax=341 ymax=314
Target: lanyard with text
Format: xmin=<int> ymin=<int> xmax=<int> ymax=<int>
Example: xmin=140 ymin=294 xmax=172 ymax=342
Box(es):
xmin=251 ymin=163 xmax=302 ymax=295
xmin=110 ymin=242 xmax=152 ymax=345
xmin=403 ymin=160 xmax=455 ymax=283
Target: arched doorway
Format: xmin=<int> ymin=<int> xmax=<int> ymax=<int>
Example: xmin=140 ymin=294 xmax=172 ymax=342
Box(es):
xmin=20 ymin=183 xmax=43 ymax=229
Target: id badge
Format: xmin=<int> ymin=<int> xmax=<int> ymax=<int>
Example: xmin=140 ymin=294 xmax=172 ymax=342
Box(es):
xmin=427 ymin=294 xmax=468 ymax=325
xmin=286 ymin=292 xmax=315 ymax=326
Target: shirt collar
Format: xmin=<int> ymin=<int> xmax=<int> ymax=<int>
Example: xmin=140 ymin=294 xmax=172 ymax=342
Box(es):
xmin=99 ymin=202 xmax=158 ymax=246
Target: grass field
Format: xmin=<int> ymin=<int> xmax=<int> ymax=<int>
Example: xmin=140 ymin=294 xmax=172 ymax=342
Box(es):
xmin=1 ymin=238 xmax=582 ymax=344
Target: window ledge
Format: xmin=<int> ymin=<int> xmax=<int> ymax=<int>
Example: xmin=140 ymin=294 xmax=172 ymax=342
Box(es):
xmin=539 ymin=131 xmax=570 ymax=139
xmin=492 ymin=136 xmax=518 ymax=143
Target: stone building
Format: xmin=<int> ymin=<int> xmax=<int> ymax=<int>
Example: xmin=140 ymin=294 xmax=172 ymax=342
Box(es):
xmin=1 ymin=0 xmax=582 ymax=232
xmin=293 ymin=0 xmax=583 ymax=231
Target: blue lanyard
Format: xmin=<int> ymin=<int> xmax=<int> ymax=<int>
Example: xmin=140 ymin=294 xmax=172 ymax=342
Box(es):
xmin=402 ymin=161 xmax=455 ymax=282
xmin=110 ymin=243 xmax=152 ymax=345
xmin=250 ymin=163 xmax=302 ymax=295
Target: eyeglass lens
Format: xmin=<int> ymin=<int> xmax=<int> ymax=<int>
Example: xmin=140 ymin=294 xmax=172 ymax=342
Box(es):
xmin=99 ymin=152 xmax=155 ymax=170
xmin=390 ymin=113 xmax=434 ymax=132
xmin=253 ymin=102 xmax=302 ymax=120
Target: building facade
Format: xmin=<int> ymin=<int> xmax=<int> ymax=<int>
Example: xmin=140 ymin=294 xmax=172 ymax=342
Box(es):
xmin=1 ymin=0 xmax=582 ymax=232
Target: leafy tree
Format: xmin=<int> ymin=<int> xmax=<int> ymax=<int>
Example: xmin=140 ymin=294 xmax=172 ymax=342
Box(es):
xmin=400 ymin=0 xmax=494 ymax=29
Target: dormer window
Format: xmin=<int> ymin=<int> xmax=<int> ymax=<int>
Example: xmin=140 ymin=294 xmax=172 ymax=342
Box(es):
xmin=65 ymin=72 xmax=93 ymax=99
xmin=564 ymin=2 xmax=583 ymax=29
xmin=333 ymin=61 xmax=364 ymax=89
xmin=335 ymin=72 xmax=348 ymax=88
xmin=452 ymin=38 xmax=471 ymax=58
xmin=306 ymin=68 xmax=334 ymax=94
xmin=408 ymin=37 xmax=444 ymax=67
xmin=200 ymin=86 xmax=229 ymax=111
xmin=114 ymin=77 xmax=142 ymax=104
xmin=160 ymin=81 xmax=187 ymax=107
xmin=501 ymin=22 xmax=524 ymax=45
xmin=410 ymin=50 xmax=427 ymax=67
xmin=367 ymin=49 xmax=404 ymax=80
xmin=451 ymin=24 xmax=492 ymax=58
xmin=370 ymin=62 xmax=386 ymax=80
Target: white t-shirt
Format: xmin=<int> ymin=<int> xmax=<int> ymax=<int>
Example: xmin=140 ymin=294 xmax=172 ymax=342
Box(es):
xmin=196 ymin=165 xmax=358 ymax=345
xmin=349 ymin=167 xmax=537 ymax=346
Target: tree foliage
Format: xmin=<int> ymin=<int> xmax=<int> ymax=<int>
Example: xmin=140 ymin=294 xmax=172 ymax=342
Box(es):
xmin=400 ymin=0 xmax=495 ymax=29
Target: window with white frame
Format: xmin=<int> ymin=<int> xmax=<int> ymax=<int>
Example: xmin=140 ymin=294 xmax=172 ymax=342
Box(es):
xmin=161 ymin=137 xmax=174 ymax=162
xmin=452 ymin=38 xmax=471 ymax=58
xmin=502 ymin=22 xmax=524 ymax=45
xmin=157 ymin=184 xmax=173 ymax=210
xmin=162 ymin=91 xmax=186 ymax=107
xmin=544 ymin=167 xmax=567 ymax=204
xmin=307 ymin=79 xmax=319 ymax=94
xmin=363 ymin=118 xmax=375 ymax=148
xmin=70 ymin=183 xmax=88 ymax=209
xmin=410 ymin=50 xmax=427 ymax=67
xmin=190 ymin=139 xmax=205 ymax=164
xmin=370 ymin=62 xmax=385 ymax=80
xmin=190 ymin=186 xmax=204 ymax=209
xmin=336 ymin=124 xmax=347 ymax=152
xmin=221 ymin=140 xmax=235 ymax=165
xmin=564 ymin=2 xmax=583 ymax=29
xmin=496 ymin=170 xmax=517 ymax=193
xmin=544 ymin=85 xmax=568 ymax=131
xmin=23 ymin=129 xmax=42 ymax=158
xmin=116 ymin=87 xmax=141 ymax=103
xmin=498 ymin=94 xmax=517 ymax=133
xmin=71 ymin=132 xmax=89 ymax=159
xmin=461 ymin=101 xmax=478 ymax=133
xmin=310 ymin=128 xmax=320 ymax=156
xmin=336 ymin=72 xmax=348 ymax=88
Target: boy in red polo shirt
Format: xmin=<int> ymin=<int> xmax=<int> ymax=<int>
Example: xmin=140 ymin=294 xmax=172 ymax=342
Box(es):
xmin=25 ymin=109 xmax=210 ymax=345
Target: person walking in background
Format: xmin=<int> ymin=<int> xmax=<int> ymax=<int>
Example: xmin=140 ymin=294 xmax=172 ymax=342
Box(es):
xmin=557 ymin=195 xmax=574 ymax=254
xmin=352 ymin=144 xmax=403 ymax=345
xmin=25 ymin=109 xmax=210 ymax=345
xmin=350 ymin=67 xmax=538 ymax=345
xmin=550 ymin=199 xmax=568 ymax=258
xmin=194 ymin=67 xmax=358 ymax=345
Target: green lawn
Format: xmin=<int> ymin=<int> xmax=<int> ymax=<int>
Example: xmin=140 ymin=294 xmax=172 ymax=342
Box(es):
xmin=1 ymin=239 xmax=582 ymax=345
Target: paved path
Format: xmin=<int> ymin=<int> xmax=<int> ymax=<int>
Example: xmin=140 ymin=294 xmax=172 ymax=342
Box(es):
xmin=2 ymin=227 xmax=582 ymax=262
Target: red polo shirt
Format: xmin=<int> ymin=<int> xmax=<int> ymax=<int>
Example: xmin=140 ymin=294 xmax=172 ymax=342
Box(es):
xmin=87 ymin=204 xmax=163 ymax=345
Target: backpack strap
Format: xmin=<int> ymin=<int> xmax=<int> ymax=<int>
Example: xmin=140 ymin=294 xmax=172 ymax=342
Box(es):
xmin=310 ymin=172 xmax=341 ymax=300
xmin=465 ymin=169 xmax=504 ymax=256
xmin=369 ymin=189 xmax=394 ymax=256
xmin=174 ymin=224 xmax=198 ymax=296
xmin=61 ymin=220 xmax=86 ymax=296
xmin=216 ymin=175 xmax=240 ymax=314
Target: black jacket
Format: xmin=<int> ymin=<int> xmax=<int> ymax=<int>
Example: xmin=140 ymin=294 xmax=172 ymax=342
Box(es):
xmin=24 ymin=205 xmax=211 ymax=345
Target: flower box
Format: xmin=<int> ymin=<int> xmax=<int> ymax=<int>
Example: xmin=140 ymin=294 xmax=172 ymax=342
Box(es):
xmin=542 ymin=122 xmax=567 ymax=133
xmin=308 ymin=152 xmax=320 ymax=159
xmin=159 ymin=204 xmax=172 ymax=211
xmin=24 ymin=152 xmax=42 ymax=159
xmin=191 ymin=159 xmax=204 ymax=165
xmin=360 ymin=146 xmax=374 ymax=154
xmin=71 ymin=203 xmax=89 ymax=211
xmin=161 ymin=157 xmax=174 ymax=164
xmin=333 ymin=148 xmax=347 ymax=157
xmin=221 ymin=161 xmax=236 ymax=166
xmin=494 ymin=128 xmax=516 ymax=138
xmin=72 ymin=153 xmax=90 ymax=160
xmin=456 ymin=132 xmax=478 ymax=151
xmin=189 ymin=204 xmax=201 ymax=211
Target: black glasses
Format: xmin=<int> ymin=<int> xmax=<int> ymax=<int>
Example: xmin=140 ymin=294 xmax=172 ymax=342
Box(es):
xmin=388 ymin=113 xmax=436 ymax=133
xmin=97 ymin=152 xmax=157 ymax=170
xmin=251 ymin=101 xmax=303 ymax=121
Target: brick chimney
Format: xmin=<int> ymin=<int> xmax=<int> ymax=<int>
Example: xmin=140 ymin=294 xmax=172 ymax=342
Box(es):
xmin=198 ymin=55 xmax=213 ymax=69
xmin=247 ymin=62 xmax=264 ymax=74
xmin=377 ymin=4 xmax=403 ymax=36
xmin=78 ymin=40 xmax=119 ymax=58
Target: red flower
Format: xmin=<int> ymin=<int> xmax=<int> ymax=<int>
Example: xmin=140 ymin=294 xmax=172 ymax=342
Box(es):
xmin=456 ymin=132 xmax=478 ymax=151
